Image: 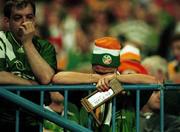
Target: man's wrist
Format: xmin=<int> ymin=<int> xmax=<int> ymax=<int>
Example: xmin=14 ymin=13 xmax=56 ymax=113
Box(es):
xmin=23 ymin=41 xmax=34 ymax=50
xmin=91 ymin=74 xmax=101 ymax=83
xmin=23 ymin=39 xmax=33 ymax=45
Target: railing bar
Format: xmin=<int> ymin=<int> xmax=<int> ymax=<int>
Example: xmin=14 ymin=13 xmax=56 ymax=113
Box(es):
xmin=40 ymin=91 xmax=44 ymax=106
xmin=160 ymin=88 xmax=164 ymax=132
xmin=0 ymin=84 xmax=178 ymax=132
xmin=112 ymin=97 xmax=116 ymax=132
xmin=136 ymin=90 xmax=140 ymax=132
xmin=0 ymin=88 xmax=92 ymax=132
xmin=39 ymin=91 xmax=44 ymax=132
xmin=64 ymin=90 xmax=68 ymax=132
xmin=64 ymin=90 xmax=68 ymax=119
xmin=2 ymin=84 xmax=177 ymax=91
xmin=15 ymin=91 xmax=20 ymax=132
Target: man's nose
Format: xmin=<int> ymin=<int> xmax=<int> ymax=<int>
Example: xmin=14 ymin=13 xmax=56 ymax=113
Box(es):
xmin=22 ymin=17 xmax=28 ymax=23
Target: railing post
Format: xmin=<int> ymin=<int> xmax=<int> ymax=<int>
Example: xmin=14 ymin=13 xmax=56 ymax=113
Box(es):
xmin=16 ymin=91 xmax=20 ymax=132
xmin=136 ymin=90 xmax=140 ymax=132
xmin=1 ymin=84 xmax=178 ymax=132
xmin=160 ymin=86 xmax=164 ymax=132
xmin=64 ymin=90 xmax=68 ymax=132
xmin=0 ymin=88 xmax=92 ymax=132
xmin=64 ymin=90 xmax=68 ymax=119
xmin=39 ymin=91 xmax=44 ymax=132
xmin=112 ymin=97 xmax=116 ymax=132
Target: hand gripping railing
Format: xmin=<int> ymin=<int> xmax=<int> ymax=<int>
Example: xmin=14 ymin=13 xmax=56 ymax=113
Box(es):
xmin=0 ymin=83 xmax=179 ymax=132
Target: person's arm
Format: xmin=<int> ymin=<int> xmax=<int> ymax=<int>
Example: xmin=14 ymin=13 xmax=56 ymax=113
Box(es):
xmin=116 ymin=74 xmax=158 ymax=84
xmin=0 ymin=71 xmax=38 ymax=85
xmin=96 ymin=73 xmax=158 ymax=91
xmin=52 ymin=71 xmax=101 ymax=84
xmin=20 ymin=22 xmax=55 ymax=84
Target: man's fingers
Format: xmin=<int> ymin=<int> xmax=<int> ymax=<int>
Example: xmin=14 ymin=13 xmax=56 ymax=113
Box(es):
xmin=104 ymin=78 xmax=109 ymax=88
xmin=21 ymin=22 xmax=35 ymax=32
xmin=96 ymin=80 xmax=102 ymax=91
xmin=19 ymin=26 xmax=26 ymax=34
xmin=100 ymin=79 xmax=107 ymax=91
xmin=96 ymin=78 xmax=109 ymax=92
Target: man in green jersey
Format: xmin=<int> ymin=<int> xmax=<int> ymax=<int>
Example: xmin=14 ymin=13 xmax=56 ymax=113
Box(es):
xmin=0 ymin=0 xmax=56 ymax=132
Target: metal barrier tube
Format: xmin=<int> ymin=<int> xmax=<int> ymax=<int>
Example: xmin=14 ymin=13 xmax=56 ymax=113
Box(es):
xmin=136 ymin=90 xmax=140 ymax=132
xmin=15 ymin=91 xmax=20 ymax=132
xmin=64 ymin=90 xmax=68 ymax=132
xmin=0 ymin=84 xmax=179 ymax=132
xmin=39 ymin=91 xmax=44 ymax=132
xmin=0 ymin=88 xmax=92 ymax=132
xmin=160 ymin=88 xmax=164 ymax=132
xmin=1 ymin=84 xmax=165 ymax=91
xmin=164 ymin=83 xmax=180 ymax=89
xmin=112 ymin=97 xmax=116 ymax=132
xmin=64 ymin=90 xmax=68 ymax=119
xmin=1 ymin=84 xmax=96 ymax=91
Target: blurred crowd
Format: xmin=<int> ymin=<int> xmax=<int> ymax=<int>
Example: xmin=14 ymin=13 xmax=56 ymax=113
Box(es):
xmin=0 ymin=0 xmax=179 ymax=82
xmin=0 ymin=1 xmax=179 ymax=132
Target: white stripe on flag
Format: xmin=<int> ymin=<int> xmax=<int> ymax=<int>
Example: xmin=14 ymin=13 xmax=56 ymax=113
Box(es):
xmin=120 ymin=44 xmax=140 ymax=55
xmin=93 ymin=45 xmax=120 ymax=56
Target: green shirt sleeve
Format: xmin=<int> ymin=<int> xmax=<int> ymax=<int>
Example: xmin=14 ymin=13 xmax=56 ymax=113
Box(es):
xmin=33 ymin=36 xmax=57 ymax=71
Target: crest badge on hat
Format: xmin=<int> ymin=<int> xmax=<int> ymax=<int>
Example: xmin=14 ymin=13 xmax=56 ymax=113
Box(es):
xmin=102 ymin=54 xmax=112 ymax=65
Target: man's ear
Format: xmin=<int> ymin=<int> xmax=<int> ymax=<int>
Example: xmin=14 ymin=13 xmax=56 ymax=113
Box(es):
xmin=2 ymin=17 xmax=9 ymax=30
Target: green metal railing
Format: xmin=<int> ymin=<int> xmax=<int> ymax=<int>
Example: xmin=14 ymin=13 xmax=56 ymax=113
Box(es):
xmin=0 ymin=83 xmax=179 ymax=132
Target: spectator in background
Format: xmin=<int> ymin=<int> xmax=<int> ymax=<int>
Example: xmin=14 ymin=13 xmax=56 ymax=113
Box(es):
xmin=142 ymin=55 xmax=180 ymax=116
xmin=38 ymin=0 xmax=65 ymax=71
xmin=118 ymin=44 xmax=148 ymax=75
xmin=116 ymin=44 xmax=152 ymax=132
xmin=168 ymin=34 xmax=180 ymax=83
xmin=142 ymin=55 xmax=168 ymax=82
xmin=61 ymin=0 xmax=92 ymax=72
xmin=108 ymin=0 xmax=159 ymax=57
xmin=88 ymin=10 xmax=110 ymax=40
xmin=0 ymin=1 xmax=56 ymax=132
xmin=141 ymin=55 xmax=180 ymax=132
xmin=157 ymin=0 xmax=180 ymax=60
xmin=140 ymin=91 xmax=180 ymax=132
xmin=43 ymin=92 xmax=78 ymax=132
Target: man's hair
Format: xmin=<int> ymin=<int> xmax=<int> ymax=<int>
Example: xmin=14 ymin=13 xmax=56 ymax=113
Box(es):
xmin=142 ymin=55 xmax=168 ymax=76
xmin=3 ymin=0 xmax=35 ymax=18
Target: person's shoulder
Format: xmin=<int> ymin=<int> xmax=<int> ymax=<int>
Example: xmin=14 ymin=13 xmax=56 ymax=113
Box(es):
xmin=33 ymin=35 xmax=50 ymax=45
xmin=0 ymin=31 xmax=6 ymax=38
xmin=33 ymin=35 xmax=54 ymax=49
xmin=0 ymin=31 xmax=5 ymax=34
xmin=0 ymin=31 xmax=11 ymax=45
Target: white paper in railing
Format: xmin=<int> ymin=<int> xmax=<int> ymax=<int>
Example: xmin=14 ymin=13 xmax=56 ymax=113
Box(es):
xmin=87 ymin=89 xmax=114 ymax=107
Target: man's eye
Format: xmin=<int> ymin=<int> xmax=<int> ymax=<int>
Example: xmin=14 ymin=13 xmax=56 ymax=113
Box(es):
xmin=27 ymin=15 xmax=34 ymax=20
xmin=13 ymin=16 xmax=22 ymax=21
